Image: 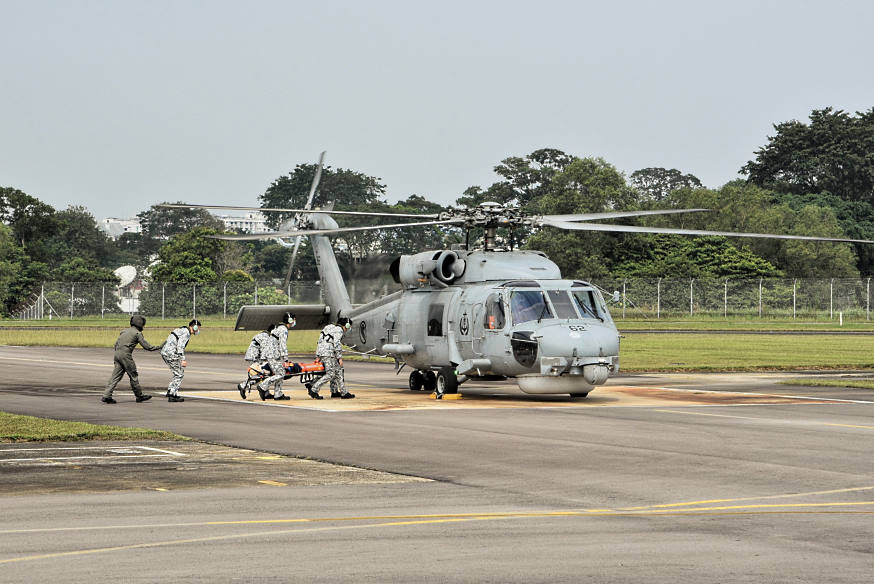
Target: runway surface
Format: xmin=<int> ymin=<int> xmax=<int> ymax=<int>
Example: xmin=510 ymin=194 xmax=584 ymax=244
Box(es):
xmin=1 ymin=345 xmax=873 ymax=583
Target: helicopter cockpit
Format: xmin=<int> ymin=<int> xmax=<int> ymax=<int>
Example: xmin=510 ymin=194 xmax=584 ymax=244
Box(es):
xmin=489 ymin=281 xmax=613 ymax=327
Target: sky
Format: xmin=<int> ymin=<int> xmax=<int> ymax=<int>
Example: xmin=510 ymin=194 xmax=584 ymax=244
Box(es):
xmin=2 ymin=0 xmax=873 ymax=219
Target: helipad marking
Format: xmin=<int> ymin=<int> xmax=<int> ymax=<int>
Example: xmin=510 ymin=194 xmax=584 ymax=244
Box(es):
xmin=0 ymin=445 xmax=185 ymax=463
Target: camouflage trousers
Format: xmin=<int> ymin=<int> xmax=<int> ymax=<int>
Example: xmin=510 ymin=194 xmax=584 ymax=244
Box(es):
xmin=162 ymin=355 xmax=185 ymax=396
xmin=311 ymin=356 xmax=346 ymax=395
xmin=260 ymin=359 xmax=286 ymax=397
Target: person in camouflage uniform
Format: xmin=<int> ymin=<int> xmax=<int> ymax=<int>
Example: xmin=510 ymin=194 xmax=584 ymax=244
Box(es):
xmin=160 ymin=319 xmax=201 ymax=403
xmin=308 ymin=316 xmax=355 ymax=400
xmin=238 ymin=326 xmax=274 ymax=399
xmin=257 ymin=312 xmax=296 ymax=401
xmin=102 ymin=315 xmax=164 ymax=404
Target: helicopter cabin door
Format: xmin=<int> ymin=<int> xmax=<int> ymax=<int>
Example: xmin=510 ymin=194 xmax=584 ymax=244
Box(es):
xmin=424 ymin=290 xmax=456 ymax=365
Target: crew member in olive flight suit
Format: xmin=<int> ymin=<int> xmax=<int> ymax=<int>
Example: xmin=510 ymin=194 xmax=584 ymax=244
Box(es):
xmin=102 ymin=315 xmax=163 ymax=404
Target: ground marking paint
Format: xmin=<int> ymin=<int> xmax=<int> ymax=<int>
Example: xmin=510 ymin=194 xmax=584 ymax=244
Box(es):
xmin=656 ymin=408 xmax=874 ymax=430
xmin=3 ymin=504 xmax=874 ymax=565
xmin=0 ymin=445 xmax=185 ymax=463
xmin=5 ymin=484 xmax=874 ymax=536
xmin=257 ymin=480 xmax=288 ymax=487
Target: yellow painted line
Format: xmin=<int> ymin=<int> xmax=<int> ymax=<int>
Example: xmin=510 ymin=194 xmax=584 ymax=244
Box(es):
xmin=153 ymin=488 xmax=169 ymax=492
xmin=4 ymin=505 xmax=874 ymax=565
xmin=824 ymin=423 xmax=874 ymax=430
xmin=619 ymin=485 xmax=874 ymax=510
xmin=257 ymin=480 xmax=287 ymax=487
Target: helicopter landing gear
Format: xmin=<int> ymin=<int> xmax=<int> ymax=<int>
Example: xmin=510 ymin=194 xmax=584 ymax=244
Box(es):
xmin=435 ymin=366 xmax=459 ymax=397
xmin=569 ymin=392 xmax=589 ymax=399
xmin=408 ymin=370 xmax=425 ymax=391
xmin=423 ymin=371 xmax=437 ymax=392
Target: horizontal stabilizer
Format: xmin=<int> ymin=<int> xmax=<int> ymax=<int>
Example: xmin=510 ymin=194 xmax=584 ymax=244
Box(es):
xmin=234 ymin=304 xmax=331 ymax=331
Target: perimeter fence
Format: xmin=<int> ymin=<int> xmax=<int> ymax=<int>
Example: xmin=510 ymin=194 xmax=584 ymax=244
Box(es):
xmin=9 ymin=278 xmax=874 ymax=321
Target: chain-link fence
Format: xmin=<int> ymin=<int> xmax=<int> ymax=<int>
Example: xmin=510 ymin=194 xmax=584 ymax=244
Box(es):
xmin=11 ymin=278 xmax=874 ymax=321
xmin=592 ymin=278 xmax=874 ymax=320
xmin=11 ymin=279 xmax=400 ymax=321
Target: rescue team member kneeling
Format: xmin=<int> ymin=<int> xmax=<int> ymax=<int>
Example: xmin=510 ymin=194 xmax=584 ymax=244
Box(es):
xmin=161 ymin=319 xmax=202 ymax=403
xmin=308 ymin=316 xmax=355 ymax=400
xmin=102 ymin=315 xmax=164 ymax=404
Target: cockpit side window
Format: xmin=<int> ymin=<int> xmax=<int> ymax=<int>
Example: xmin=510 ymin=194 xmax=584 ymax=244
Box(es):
xmin=483 ymin=293 xmax=505 ymax=330
xmin=572 ymin=290 xmax=601 ymax=320
xmin=510 ymin=290 xmax=553 ymax=324
xmin=546 ymin=290 xmax=579 ymax=319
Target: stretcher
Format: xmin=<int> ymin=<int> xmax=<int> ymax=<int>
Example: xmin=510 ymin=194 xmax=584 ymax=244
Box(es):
xmin=239 ymin=360 xmax=326 ymax=398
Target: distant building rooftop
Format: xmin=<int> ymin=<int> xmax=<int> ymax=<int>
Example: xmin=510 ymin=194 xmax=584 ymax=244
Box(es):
xmin=98 ymin=217 xmax=142 ymax=239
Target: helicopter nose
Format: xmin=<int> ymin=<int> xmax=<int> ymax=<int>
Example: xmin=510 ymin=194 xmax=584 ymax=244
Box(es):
xmin=534 ymin=323 xmax=619 ymax=361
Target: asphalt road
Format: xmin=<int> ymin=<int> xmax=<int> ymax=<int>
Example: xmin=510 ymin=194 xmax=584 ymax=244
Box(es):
xmin=1 ymin=346 xmax=873 ymax=583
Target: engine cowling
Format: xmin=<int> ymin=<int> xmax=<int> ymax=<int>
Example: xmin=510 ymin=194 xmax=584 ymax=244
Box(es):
xmin=390 ymin=250 xmax=466 ymax=287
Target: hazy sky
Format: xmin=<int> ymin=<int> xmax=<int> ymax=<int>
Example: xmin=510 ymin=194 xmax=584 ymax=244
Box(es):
xmin=2 ymin=0 xmax=873 ymax=219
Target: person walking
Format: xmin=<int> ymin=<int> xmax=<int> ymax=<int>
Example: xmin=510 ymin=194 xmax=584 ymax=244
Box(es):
xmin=308 ymin=316 xmax=355 ymax=400
xmin=102 ymin=315 xmax=163 ymax=404
xmin=160 ymin=319 xmax=201 ymax=403
xmin=256 ymin=312 xmax=296 ymax=401
xmin=238 ymin=326 xmax=273 ymax=399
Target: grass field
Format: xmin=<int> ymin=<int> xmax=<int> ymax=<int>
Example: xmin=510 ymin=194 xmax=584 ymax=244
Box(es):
xmin=0 ymin=411 xmax=186 ymax=443
xmin=780 ymin=377 xmax=874 ymax=389
xmin=3 ymin=317 xmax=874 ymax=372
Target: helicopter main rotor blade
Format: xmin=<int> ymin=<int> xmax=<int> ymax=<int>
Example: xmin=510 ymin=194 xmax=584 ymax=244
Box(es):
xmin=541 ymin=219 xmax=874 ymax=245
xmin=302 ymin=151 xmax=325 ymax=210
xmin=540 ymin=209 xmax=708 ymax=222
xmin=209 ymin=219 xmax=463 ymax=241
xmin=284 ymin=151 xmax=325 ymax=290
xmin=158 ymin=203 xmax=437 ymax=219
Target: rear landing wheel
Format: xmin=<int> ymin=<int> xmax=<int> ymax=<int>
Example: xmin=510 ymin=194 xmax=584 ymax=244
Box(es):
xmin=409 ymin=370 xmax=425 ymax=391
xmin=423 ymin=371 xmax=437 ymax=392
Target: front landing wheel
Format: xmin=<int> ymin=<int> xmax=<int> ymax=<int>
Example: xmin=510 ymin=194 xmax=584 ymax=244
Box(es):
xmin=436 ymin=367 xmax=459 ymax=395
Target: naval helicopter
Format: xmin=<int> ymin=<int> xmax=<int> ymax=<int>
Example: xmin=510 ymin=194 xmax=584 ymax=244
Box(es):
xmin=165 ymin=158 xmax=874 ymax=398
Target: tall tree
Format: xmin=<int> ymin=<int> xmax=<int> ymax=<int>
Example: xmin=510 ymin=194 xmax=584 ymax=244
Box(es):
xmin=742 ymin=107 xmax=874 ymax=203
xmin=149 ymin=227 xmax=228 ymax=283
xmin=0 ymin=187 xmax=57 ymax=250
xmin=137 ymin=202 xmax=225 ymax=240
xmin=630 ymin=168 xmax=703 ymax=201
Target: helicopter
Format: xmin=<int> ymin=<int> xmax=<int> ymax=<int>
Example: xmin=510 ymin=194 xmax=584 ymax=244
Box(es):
xmin=164 ymin=155 xmax=874 ymax=398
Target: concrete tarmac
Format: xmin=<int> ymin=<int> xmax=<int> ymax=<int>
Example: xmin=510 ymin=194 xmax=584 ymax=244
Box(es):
xmin=1 ymin=345 xmax=873 ymax=583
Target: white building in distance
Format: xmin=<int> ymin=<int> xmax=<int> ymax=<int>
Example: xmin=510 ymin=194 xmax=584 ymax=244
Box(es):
xmin=215 ymin=211 xmax=271 ymax=234
xmin=98 ymin=217 xmax=142 ymax=239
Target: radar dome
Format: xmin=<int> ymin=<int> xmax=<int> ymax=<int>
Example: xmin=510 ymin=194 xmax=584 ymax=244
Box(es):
xmin=114 ymin=265 xmax=137 ymax=287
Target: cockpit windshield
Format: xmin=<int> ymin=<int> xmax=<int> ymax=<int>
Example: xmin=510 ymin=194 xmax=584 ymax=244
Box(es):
xmin=510 ymin=290 xmax=553 ymax=324
xmin=572 ymin=289 xmax=602 ymax=320
xmin=546 ymin=290 xmax=580 ymax=319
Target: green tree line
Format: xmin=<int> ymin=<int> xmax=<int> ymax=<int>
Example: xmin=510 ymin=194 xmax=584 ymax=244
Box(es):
xmin=3 ymin=106 xmax=873 ymax=317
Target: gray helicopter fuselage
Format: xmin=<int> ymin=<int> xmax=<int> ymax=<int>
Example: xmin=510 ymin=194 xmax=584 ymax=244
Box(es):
xmin=345 ymin=249 xmax=620 ymax=395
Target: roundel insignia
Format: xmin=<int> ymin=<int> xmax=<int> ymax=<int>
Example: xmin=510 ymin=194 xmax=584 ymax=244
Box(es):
xmin=359 ymin=321 xmax=367 ymax=344
xmin=459 ymin=313 xmax=469 ymax=336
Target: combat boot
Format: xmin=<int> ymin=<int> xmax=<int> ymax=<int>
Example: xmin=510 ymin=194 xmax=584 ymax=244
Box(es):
xmin=135 ymin=395 xmax=152 ymax=403
xmin=307 ymin=388 xmax=324 ymax=400
xmin=101 ymin=397 xmax=116 ymax=404
xmin=168 ymin=395 xmax=184 ymax=402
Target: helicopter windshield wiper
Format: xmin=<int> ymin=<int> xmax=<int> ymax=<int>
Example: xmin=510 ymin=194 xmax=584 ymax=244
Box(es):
xmin=577 ymin=300 xmax=603 ymax=322
xmin=537 ymin=299 xmax=549 ymax=323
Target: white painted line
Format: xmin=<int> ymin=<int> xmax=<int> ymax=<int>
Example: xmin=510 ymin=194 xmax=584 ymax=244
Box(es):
xmin=640 ymin=385 xmax=874 ymax=405
xmin=0 ymin=445 xmax=185 ymax=463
